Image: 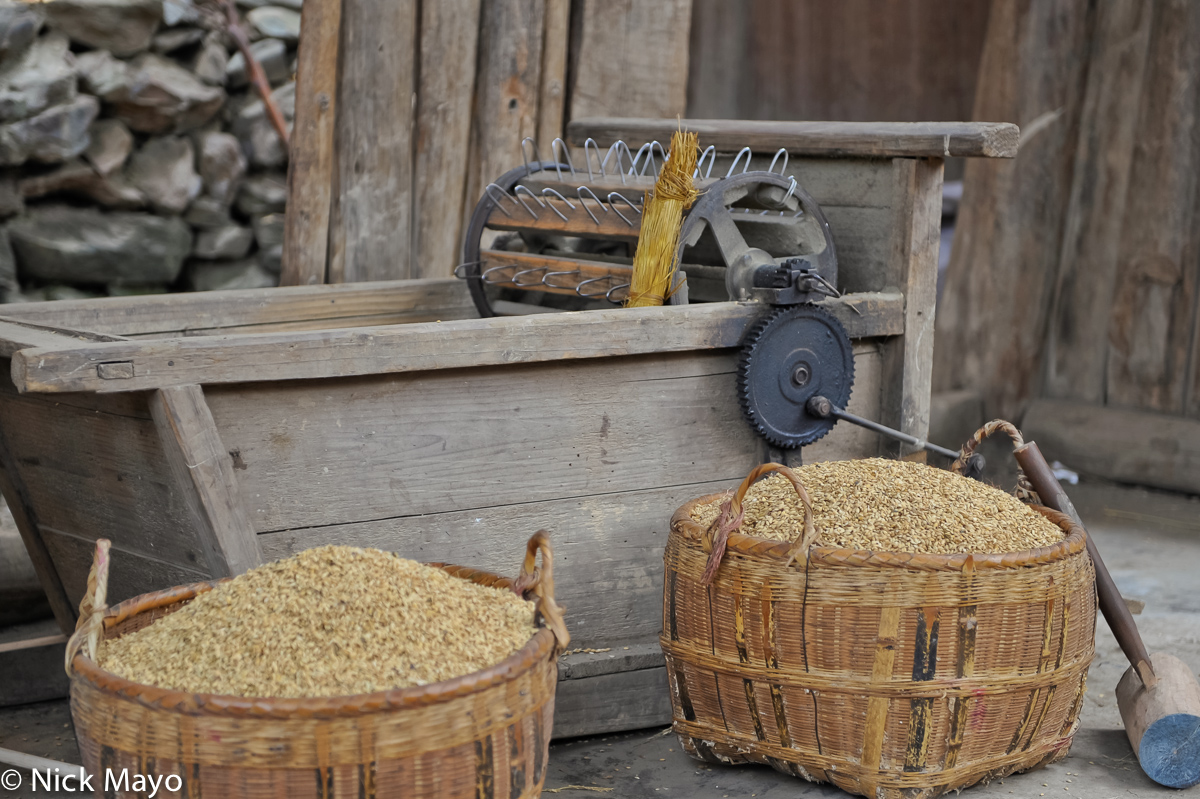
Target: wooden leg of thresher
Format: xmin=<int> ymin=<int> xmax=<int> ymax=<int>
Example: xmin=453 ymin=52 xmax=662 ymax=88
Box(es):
xmin=880 ymin=157 xmax=943 ymax=460
xmin=150 ymin=385 xmax=262 ymax=578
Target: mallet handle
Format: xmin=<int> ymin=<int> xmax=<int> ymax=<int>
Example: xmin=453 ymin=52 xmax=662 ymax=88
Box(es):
xmin=1014 ymin=441 xmax=1157 ymax=688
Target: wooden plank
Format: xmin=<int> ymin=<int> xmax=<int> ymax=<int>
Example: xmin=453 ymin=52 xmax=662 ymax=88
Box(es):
xmin=0 ymin=320 xmax=97 ymax=358
xmin=523 ymin=156 xmax=895 ymax=209
xmin=0 ymin=279 xmax=475 ymax=339
xmin=535 ymin=0 xmax=569 ymax=152
xmin=567 ymin=0 xmax=692 ymax=121
xmin=821 ymin=206 xmax=893 ymax=295
xmin=412 ymin=0 xmax=481 ymax=280
xmin=259 ymin=482 xmax=739 ymax=647
xmin=0 ymin=380 xmax=203 ymax=566
xmin=1022 ymin=398 xmax=1200 ymax=495
xmin=552 ymin=667 xmax=672 ymax=738
xmin=1042 ymin=0 xmax=1153 ymax=403
xmin=40 ymin=526 xmax=210 ymax=609
xmin=487 ymin=197 xmax=642 ymax=240
xmin=150 ymin=385 xmax=262 ymax=577
xmin=932 ymin=0 xmax=1093 ymax=419
xmin=480 ymin=250 xmax=630 ymax=298
xmin=461 ymin=0 xmax=544 ymax=249
xmin=686 ymin=1 xmax=990 ymax=136
xmin=281 ymin=0 xmax=342 ymax=286
xmin=569 ymin=118 xmax=1020 ymax=159
xmin=227 ymin=345 xmax=882 ymax=534
xmin=11 ymin=294 xmax=902 ymax=393
xmin=1105 ymin=0 xmax=1200 ymax=414
xmin=879 ymin=158 xmax=942 ymax=457
xmin=327 ymin=0 xmax=418 ymax=283
xmin=558 ymin=641 xmax=663 ymax=680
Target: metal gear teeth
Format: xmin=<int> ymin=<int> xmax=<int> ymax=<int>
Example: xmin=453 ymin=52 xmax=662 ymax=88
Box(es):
xmin=736 ymin=304 xmax=855 ymax=449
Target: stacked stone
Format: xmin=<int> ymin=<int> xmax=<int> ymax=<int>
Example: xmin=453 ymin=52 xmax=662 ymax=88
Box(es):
xmin=0 ymin=0 xmax=299 ymax=301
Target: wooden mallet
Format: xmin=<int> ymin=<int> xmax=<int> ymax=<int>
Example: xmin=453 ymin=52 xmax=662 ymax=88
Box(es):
xmin=1014 ymin=441 xmax=1200 ymax=789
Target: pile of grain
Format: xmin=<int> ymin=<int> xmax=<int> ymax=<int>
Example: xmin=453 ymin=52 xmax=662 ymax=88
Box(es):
xmin=98 ymin=546 xmax=536 ymax=698
xmin=692 ymin=458 xmax=1064 ymax=554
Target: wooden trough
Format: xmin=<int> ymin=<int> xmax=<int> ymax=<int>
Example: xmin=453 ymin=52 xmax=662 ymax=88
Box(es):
xmin=0 ymin=120 xmax=1014 ymax=737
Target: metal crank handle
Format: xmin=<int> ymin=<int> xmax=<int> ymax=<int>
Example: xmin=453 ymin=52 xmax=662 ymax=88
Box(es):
xmin=805 ymin=396 xmax=979 ymax=466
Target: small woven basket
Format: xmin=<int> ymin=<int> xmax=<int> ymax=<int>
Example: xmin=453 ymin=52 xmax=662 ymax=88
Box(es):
xmin=662 ymin=460 xmax=1096 ymax=799
xmin=65 ymin=533 xmax=569 ymax=799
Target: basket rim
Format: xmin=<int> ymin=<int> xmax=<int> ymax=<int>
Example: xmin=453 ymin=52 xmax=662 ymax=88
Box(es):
xmin=671 ymin=493 xmax=1087 ymax=570
xmin=69 ymin=563 xmax=556 ymax=719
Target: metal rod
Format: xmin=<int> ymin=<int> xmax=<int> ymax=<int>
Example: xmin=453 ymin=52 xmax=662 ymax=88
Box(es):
xmin=807 ymin=396 xmax=960 ymax=460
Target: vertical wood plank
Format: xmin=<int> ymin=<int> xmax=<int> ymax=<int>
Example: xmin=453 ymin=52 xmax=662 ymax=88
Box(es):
xmin=685 ymin=0 xmax=748 ymax=119
xmin=1042 ymin=0 xmax=1153 ymax=403
xmin=880 ymin=157 xmax=942 ymax=457
xmin=536 ymin=0 xmax=569 ymax=151
xmin=568 ymin=0 xmax=692 ymax=121
xmin=281 ymin=0 xmax=342 ymax=286
xmin=461 ymin=0 xmax=546 ymax=238
xmin=932 ymin=0 xmax=1094 ymax=419
xmin=327 ymin=0 xmax=419 ymax=283
xmin=1105 ymin=0 xmax=1200 ymax=413
xmin=149 ymin=385 xmax=262 ymax=578
xmin=686 ymin=1 xmax=989 ymax=128
xmin=0 ymin=437 xmax=75 ymax=632
xmin=411 ymin=0 xmax=482 ymax=280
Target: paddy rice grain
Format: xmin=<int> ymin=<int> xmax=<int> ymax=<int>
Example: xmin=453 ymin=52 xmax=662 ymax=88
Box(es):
xmin=691 ymin=458 xmax=1064 ymax=554
xmin=98 ymin=545 xmax=536 ymax=698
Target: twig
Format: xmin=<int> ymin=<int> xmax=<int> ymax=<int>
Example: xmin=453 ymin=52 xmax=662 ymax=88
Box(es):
xmin=211 ymin=0 xmax=291 ymax=148
xmin=543 ymin=787 xmax=613 ymax=793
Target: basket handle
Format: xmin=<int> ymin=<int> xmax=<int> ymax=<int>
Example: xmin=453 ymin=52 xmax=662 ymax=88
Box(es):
xmin=701 ymin=463 xmax=816 ymax=584
xmin=64 ymin=538 xmax=111 ymax=676
xmin=511 ymin=531 xmax=570 ymax=654
xmin=950 ymin=420 xmax=1040 ymax=503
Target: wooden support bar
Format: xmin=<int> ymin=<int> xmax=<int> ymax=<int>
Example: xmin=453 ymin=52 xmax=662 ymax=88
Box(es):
xmin=569 ymin=118 xmax=1020 ymax=159
xmin=281 ymin=0 xmax=342 ymax=286
xmin=0 ymin=427 xmax=75 ymax=632
xmin=879 ymin=158 xmax=942 ymax=458
xmin=479 ymin=250 xmax=632 ymax=297
xmin=11 ymin=294 xmax=903 ymax=394
xmin=149 ymin=385 xmax=262 ymax=577
xmin=487 ymin=197 xmax=642 ymax=240
xmin=0 ymin=279 xmax=475 ymax=339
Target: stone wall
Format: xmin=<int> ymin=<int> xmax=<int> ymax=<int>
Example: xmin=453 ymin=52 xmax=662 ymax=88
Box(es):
xmin=0 ymin=0 xmax=297 ymax=302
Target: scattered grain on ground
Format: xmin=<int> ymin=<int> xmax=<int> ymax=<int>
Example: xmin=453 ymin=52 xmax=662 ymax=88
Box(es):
xmin=99 ymin=545 xmax=536 ymax=697
xmin=691 ymin=458 xmax=1064 ymax=554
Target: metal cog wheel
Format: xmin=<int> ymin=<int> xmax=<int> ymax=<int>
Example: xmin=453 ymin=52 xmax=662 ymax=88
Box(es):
xmin=737 ymin=304 xmax=855 ymax=448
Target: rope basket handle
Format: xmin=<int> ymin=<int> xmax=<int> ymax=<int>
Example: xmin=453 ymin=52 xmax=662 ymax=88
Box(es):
xmin=511 ymin=530 xmax=570 ymax=654
xmin=64 ymin=538 xmax=111 ymax=676
xmin=950 ymin=420 xmax=1041 ymax=503
xmin=701 ymin=462 xmax=817 ymax=585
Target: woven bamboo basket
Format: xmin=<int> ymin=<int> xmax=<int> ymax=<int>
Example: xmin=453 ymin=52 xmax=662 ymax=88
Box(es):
xmin=65 ymin=532 xmax=569 ymax=799
xmin=662 ymin=461 xmax=1097 ymax=799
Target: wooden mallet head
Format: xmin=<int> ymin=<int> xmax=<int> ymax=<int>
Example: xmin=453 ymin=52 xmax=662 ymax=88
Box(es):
xmin=1116 ymin=653 xmax=1200 ymax=789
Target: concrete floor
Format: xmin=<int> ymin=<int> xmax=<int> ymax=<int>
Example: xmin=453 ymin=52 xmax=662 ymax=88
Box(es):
xmin=1 ymin=478 xmax=1197 ymax=798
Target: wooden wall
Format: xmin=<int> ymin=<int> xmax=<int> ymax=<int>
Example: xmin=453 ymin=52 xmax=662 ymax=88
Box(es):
xmin=283 ymin=0 xmax=693 ymax=286
xmin=935 ymin=0 xmax=1200 ymax=492
xmin=686 ymin=1 xmax=990 ymax=125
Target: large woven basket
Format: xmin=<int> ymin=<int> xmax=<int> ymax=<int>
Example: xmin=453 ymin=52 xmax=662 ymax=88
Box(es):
xmin=65 ymin=533 xmax=569 ymax=799
xmin=662 ymin=462 xmax=1096 ymax=799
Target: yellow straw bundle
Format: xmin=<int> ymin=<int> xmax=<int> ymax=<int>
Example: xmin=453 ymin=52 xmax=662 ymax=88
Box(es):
xmin=625 ymin=130 xmax=699 ymax=307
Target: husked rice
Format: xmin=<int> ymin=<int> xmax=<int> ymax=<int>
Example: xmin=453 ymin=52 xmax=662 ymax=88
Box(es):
xmin=691 ymin=458 xmax=1064 ymax=554
xmin=99 ymin=545 xmax=536 ymax=697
